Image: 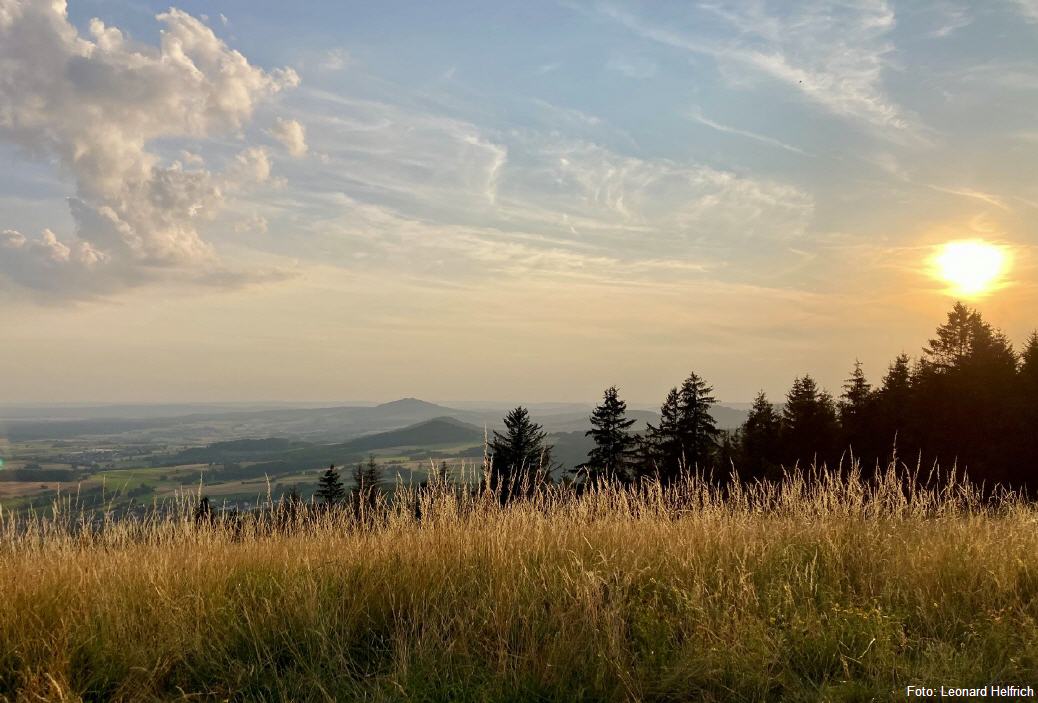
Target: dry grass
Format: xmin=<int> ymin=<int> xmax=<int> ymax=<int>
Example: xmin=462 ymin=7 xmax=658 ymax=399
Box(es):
xmin=1 ymin=465 xmax=1037 ymax=701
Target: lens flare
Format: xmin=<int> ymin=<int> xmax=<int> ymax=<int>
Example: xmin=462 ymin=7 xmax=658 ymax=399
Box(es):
xmin=932 ymin=240 xmax=1008 ymax=297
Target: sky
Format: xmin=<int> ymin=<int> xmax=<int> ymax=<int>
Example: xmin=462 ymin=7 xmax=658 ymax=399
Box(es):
xmin=1 ymin=0 xmax=1036 ymax=406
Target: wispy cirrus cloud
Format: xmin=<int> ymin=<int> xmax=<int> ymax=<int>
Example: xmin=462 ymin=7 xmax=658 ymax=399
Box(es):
xmin=597 ymin=1 xmax=913 ymax=137
xmin=274 ymin=93 xmax=814 ymax=283
xmin=687 ymin=109 xmax=810 ymax=155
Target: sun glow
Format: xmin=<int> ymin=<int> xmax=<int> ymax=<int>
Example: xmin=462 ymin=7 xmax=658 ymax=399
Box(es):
xmin=932 ymin=240 xmax=1009 ymax=297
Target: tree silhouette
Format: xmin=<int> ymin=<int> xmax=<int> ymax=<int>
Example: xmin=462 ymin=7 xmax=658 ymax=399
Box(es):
xmin=921 ymin=302 xmax=1016 ymax=372
xmin=581 ymin=386 xmax=637 ymax=483
xmin=1020 ymin=332 xmax=1038 ymax=476
xmin=739 ymin=391 xmax=781 ymax=481
xmin=781 ymin=375 xmax=838 ymax=470
xmin=641 ymin=373 xmax=719 ymax=482
xmin=193 ymin=496 xmax=214 ymax=526
xmin=676 ymin=372 xmax=720 ymax=473
xmin=839 ymin=360 xmax=876 ymax=470
xmin=914 ymin=302 xmax=1018 ymax=485
xmin=875 ymin=352 xmax=914 ymax=459
xmin=640 ymin=387 xmax=681 ymax=481
xmin=315 ymin=464 xmax=346 ymax=507
xmin=489 ymin=407 xmax=554 ymax=501
xmin=350 ymin=455 xmax=383 ymax=514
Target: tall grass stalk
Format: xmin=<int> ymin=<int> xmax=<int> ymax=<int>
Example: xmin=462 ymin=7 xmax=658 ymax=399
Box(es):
xmin=1 ymin=462 xmax=1036 ymax=701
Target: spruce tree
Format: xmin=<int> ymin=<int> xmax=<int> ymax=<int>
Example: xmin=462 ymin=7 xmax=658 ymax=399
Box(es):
xmin=642 ymin=374 xmax=719 ymax=482
xmin=640 ymin=387 xmax=681 ymax=481
xmin=839 ymin=360 xmax=875 ymax=466
xmin=675 ymin=372 xmax=720 ymax=474
xmin=363 ymin=454 xmax=383 ymax=496
xmin=875 ymin=353 xmax=914 ymax=460
xmin=915 ymin=303 xmax=1018 ymax=485
xmin=740 ymin=390 xmax=781 ymax=481
xmin=1020 ymin=332 xmax=1038 ymax=475
xmin=348 ymin=455 xmax=383 ymax=513
xmin=315 ymin=464 xmax=346 ymax=507
xmin=1018 ymin=332 xmax=1038 ymax=390
xmin=581 ymin=386 xmax=637 ymax=483
xmin=781 ymin=375 xmax=839 ymax=470
xmin=489 ymin=407 xmax=553 ymax=501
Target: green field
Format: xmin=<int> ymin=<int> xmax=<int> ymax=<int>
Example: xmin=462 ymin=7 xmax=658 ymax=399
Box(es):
xmin=0 ymin=440 xmax=467 ymax=514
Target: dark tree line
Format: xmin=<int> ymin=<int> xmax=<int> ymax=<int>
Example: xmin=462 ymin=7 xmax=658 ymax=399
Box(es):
xmin=575 ymin=303 xmax=1038 ymax=491
xmin=312 ymin=455 xmax=386 ymax=511
xmin=195 ymin=301 xmax=1036 ymax=516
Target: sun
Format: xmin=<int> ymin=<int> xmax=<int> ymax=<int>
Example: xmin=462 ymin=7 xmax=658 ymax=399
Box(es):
xmin=932 ymin=240 xmax=1009 ymax=297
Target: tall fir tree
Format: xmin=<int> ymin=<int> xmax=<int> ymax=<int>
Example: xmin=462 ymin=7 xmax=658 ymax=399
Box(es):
xmin=675 ymin=372 xmax=720 ymax=473
xmin=839 ymin=360 xmax=876 ymax=468
xmin=349 ymin=455 xmax=383 ymax=512
xmin=739 ymin=390 xmax=782 ymax=481
xmin=781 ymin=375 xmax=839 ymax=470
xmin=315 ymin=464 xmax=346 ymax=507
xmin=914 ymin=302 xmax=1018 ymax=485
xmin=1019 ymin=332 xmax=1038 ymax=392
xmin=1020 ymin=332 xmax=1038 ymax=475
xmin=640 ymin=387 xmax=681 ymax=481
xmin=641 ymin=373 xmax=719 ymax=482
xmin=874 ymin=352 xmax=914 ymax=461
xmin=581 ymin=386 xmax=637 ymax=483
xmin=488 ymin=407 xmax=554 ymax=501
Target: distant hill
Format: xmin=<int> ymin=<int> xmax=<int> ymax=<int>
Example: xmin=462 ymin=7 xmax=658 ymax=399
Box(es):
xmin=165 ymin=438 xmax=307 ymax=465
xmin=0 ymin=397 xmax=748 ymax=444
xmin=161 ymin=417 xmax=485 ymax=479
xmin=340 ymin=417 xmax=483 ymax=453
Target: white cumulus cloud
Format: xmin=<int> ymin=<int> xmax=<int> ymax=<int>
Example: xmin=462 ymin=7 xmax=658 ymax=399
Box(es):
xmin=269 ymin=118 xmax=308 ymax=157
xmin=0 ymin=1 xmax=299 ymax=299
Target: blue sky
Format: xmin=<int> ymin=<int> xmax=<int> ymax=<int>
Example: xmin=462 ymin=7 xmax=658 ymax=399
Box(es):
xmin=1 ymin=1 xmax=1036 ymax=403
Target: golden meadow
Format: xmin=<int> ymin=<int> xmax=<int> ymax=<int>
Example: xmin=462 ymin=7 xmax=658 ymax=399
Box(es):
xmin=1 ymin=464 xmax=1037 ymax=701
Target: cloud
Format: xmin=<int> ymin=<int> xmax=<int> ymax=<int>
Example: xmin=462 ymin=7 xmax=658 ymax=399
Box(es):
xmin=599 ymin=1 xmax=911 ymax=135
xmin=1013 ymin=0 xmax=1038 ymax=22
xmin=269 ymin=118 xmax=308 ymax=157
xmin=687 ymin=109 xmax=810 ymax=155
xmin=321 ymin=48 xmax=351 ymax=71
xmin=605 ymin=55 xmax=657 ymax=79
xmin=928 ymin=4 xmax=972 ymax=37
xmin=0 ymin=2 xmax=298 ymax=299
xmin=301 ymin=90 xmax=509 ymax=210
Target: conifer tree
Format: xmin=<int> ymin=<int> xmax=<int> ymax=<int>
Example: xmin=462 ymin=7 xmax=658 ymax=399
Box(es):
xmin=875 ymin=352 xmax=914 ymax=457
xmin=915 ymin=302 xmax=1018 ymax=484
xmin=839 ymin=360 xmax=876 ymax=465
xmin=1019 ymin=332 xmax=1038 ymax=390
xmin=1020 ymin=332 xmax=1038 ymax=475
xmin=781 ymin=375 xmax=839 ymax=470
xmin=363 ymin=454 xmax=383 ymax=495
xmin=640 ymin=387 xmax=681 ymax=481
xmin=921 ymin=302 xmax=1016 ymax=373
xmin=642 ymin=374 xmax=719 ymax=482
xmin=581 ymin=386 xmax=637 ymax=483
xmin=315 ymin=464 xmax=346 ymax=507
xmin=675 ymin=372 xmax=720 ymax=472
xmin=348 ymin=454 xmax=383 ymax=513
xmin=740 ymin=390 xmax=781 ymax=481
xmin=489 ymin=407 xmax=554 ymax=501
